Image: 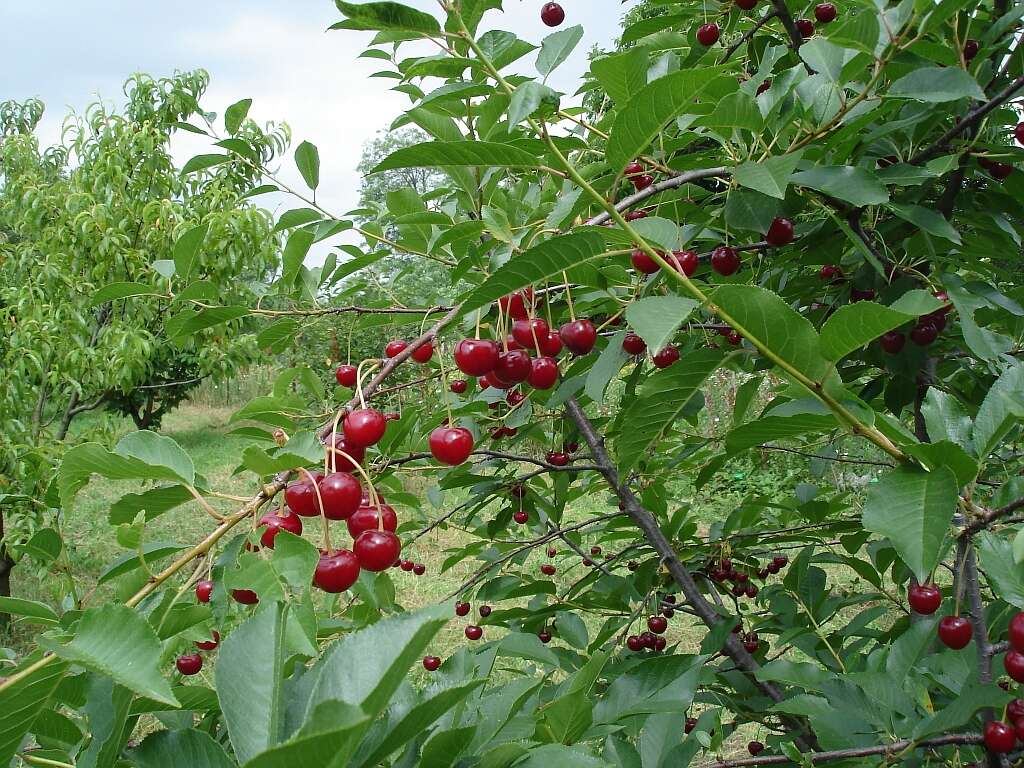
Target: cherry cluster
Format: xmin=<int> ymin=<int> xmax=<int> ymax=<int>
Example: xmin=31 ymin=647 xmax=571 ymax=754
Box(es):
xmin=692 ymin=0 xmax=837 ymax=49
xmin=706 ymin=554 xmax=789 ymax=601
xmin=173 ymin=624 xmax=220 ymax=677
xmin=625 ymin=596 xmax=676 ymax=653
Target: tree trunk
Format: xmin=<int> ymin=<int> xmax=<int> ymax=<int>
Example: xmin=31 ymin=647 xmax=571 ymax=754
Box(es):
xmin=0 ymin=510 xmax=14 ymax=629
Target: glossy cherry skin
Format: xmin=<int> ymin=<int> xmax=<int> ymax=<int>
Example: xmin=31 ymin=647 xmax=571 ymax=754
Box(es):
xmin=335 ymin=364 xmax=357 ymax=387
xmin=622 ymin=333 xmax=647 ymax=357
xmin=539 ymin=331 xmax=563 ymax=357
xmin=176 ymin=653 xmax=203 ymax=676
xmin=1015 ymin=123 xmax=1024 ymax=145
xmin=1010 ymin=612 xmax=1024 ymax=652
xmin=400 ymin=559 xmax=414 ymax=571
xmin=319 ymin=471 xmax=362 ymax=521
xmin=285 ymin=478 xmax=321 ymax=518
xmin=411 ymin=341 xmax=434 ymax=363
xmin=910 ymin=321 xmax=939 ymax=347
xmin=684 ymin=717 xmax=697 ymax=733
xmin=819 ymin=264 xmax=843 ymax=282
xmin=513 ymin=510 xmax=529 ymax=524
xmin=964 ymin=38 xmax=979 ymax=60
xmin=454 ymin=338 xmax=499 ymax=376
xmin=880 ymin=331 xmax=906 ymax=354
xmin=796 ymin=18 xmax=814 ymax=37
xmin=354 ymin=529 xmax=402 ymax=572
xmin=736 ymin=0 xmax=757 ymax=9
xmin=591 ymin=546 xmax=602 ymax=555
xmin=498 ymin=289 xmax=533 ymax=320
xmin=258 ymin=509 xmax=303 ymax=548
xmin=465 ymin=624 xmax=484 ymax=640
xmin=937 ymin=615 xmax=973 ymax=649
xmin=450 ymin=379 xmax=468 ymax=394
xmin=506 ymin=390 xmax=526 ymax=407
xmin=429 ymin=427 xmax=474 ymax=465
xmin=326 ymin=434 xmax=365 ymax=472
xmin=559 ymin=319 xmax=597 ymax=355
xmin=494 ymin=349 xmax=531 ymax=384
xmin=195 ymin=631 xmax=220 ymax=651
xmin=422 ymin=655 xmax=441 ymax=671
xmin=711 ymin=246 xmax=740 ymax=276
xmin=546 ymin=451 xmax=570 ymax=467
xmin=814 ymin=2 xmax=836 ymax=22
xmin=907 ymin=583 xmax=941 ymax=615
xmin=667 ymin=249 xmax=698 ymax=277
xmin=748 ymin=741 xmax=765 ymax=756
xmin=632 ymin=174 xmax=655 ymax=190
xmin=540 ymin=1 xmax=565 ymax=26
xmin=1007 ymin=650 xmax=1024 ymax=682
xmin=697 ymin=22 xmax=720 ymax=46
xmin=483 ymin=370 xmax=513 ymax=390
xmin=626 ymin=635 xmax=642 ymax=651
xmin=991 ymin=162 xmax=1014 ymax=180
xmin=538 ymin=630 xmax=552 ymax=644
xmin=652 ymin=346 xmax=680 ymax=369
xmin=984 ymin=721 xmax=1017 ymax=753
xmin=479 ymin=605 xmax=492 ymax=617
xmin=631 ymin=249 xmax=660 ymax=274
xmin=455 ymin=601 xmax=471 ymax=616
xmin=344 ymin=408 xmax=387 ymax=447
xmin=648 ymin=615 xmax=668 ymax=634
xmin=196 ymin=579 xmax=214 ymax=603
xmin=766 ymin=217 xmax=795 ymax=246
xmin=540 ymin=563 xmax=556 ymax=576
xmin=314 ymin=549 xmax=361 ymax=593
xmin=624 ymin=161 xmax=643 ymax=177
xmin=346 ymin=503 xmax=398 ymax=538
xmin=231 ymin=588 xmax=259 ymax=605
xmin=385 ymin=339 xmax=407 ymax=358
xmin=527 ymin=356 xmax=559 ymax=389
xmin=512 ymin=318 xmax=550 ymax=349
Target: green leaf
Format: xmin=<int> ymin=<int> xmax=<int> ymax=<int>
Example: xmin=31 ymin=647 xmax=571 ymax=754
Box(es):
xmin=270 ymin=532 xmax=319 ymax=592
xmin=516 ymin=745 xmax=611 ymax=768
xmin=242 ymin=700 xmax=368 ymax=768
xmin=819 ymin=302 xmax=916 ymax=360
xmin=607 ymin=68 xmax=727 ymax=170
xmin=0 ymin=597 xmax=59 ymax=625
xmin=40 ymin=605 xmax=178 ymax=706
xmin=625 ymin=295 xmax=699 ymax=354
xmin=616 ymin=349 xmax=724 ymax=472
xmin=713 ymin=285 xmax=833 ymax=383
xmin=282 ymin=229 xmax=316 ymax=287
xmin=888 ymin=203 xmax=961 ymax=243
xmin=948 ymin=279 xmax=1014 ymax=362
xmin=973 ymin=363 xmax=1024 ymax=458
xmin=109 ymin=484 xmax=193 ymax=525
xmin=130 ymin=728 xmax=237 ymax=768
xmin=724 ymin=189 xmax=781 ymax=232
xmin=332 ymin=1 xmax=440 ymax=34
xmin=590 ymin=48 xmax=648 ymax=105
xmin=537 ymin=25 xmax=584 ymax=77
xmin=498 ymin=632 xmax=560 ymax=666
xmin=593 ymin=654 xmax=704 ymax=723
xmin=726 ymin=413 xmax=839 ymax=454
xmin=165 ymin=307 xmax=250 ymax=341
xmin=733 ymin=153 xmax=803 ymax=199
xmin=461 ymin=232 xmax=605 ymax=314
xmin=173 ymin=224 xmax=209 ymax=281
xmin=294 ymin=141 xmax=320 ymax=191
xmin=799 ymin=38 xmax=859 ymax=82
xmin=922 ymin=388 xmax=973 ymax=449
xmin=115 ymin=431 xmax=195 ymax=486
xmin=58 ymin=441 xmax=194 ymax=509
xmin=889 ymin=66 xmax=986 ymax=102
xmin=216 ymin=603 xmax=288 ymax=763
xmin=0 ymin=654 xmax=68 ymax=766
xmin=98 ymin=541 xmax=189 ymax=584
xmin=584 ymin=331 xmax=630 ymax=403
xmin=90 ymin=281 xmax=159 ymax=306
xmin=862 ymin=466 xmax=958 ymax=583
xmin=225 ymin=98 xmax=252 ymax=133
xmin=698 ymin=90 xmax=763 ymax=131
xmin=181 ymin=153 xmax=230 ymax=175
xmin=977 ymin=530 xmax=1024 ymax=608
xmin=791 ymin=166 xmax=889 ymax=206
xmin=912 ymin=683 xmax=1012 ymax=739
xmin=508 ymin=81 xmax=557 ymax=128
xmin=372 ymin=141 xmax=541 ymax=172
xmin=554 ymin=610 xmax=588 ymax=649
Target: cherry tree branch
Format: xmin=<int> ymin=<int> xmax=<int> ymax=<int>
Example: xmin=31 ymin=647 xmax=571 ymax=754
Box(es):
xmin=720 ymin=11 xmax=779 ymax=64
xmin=586 ymin=167 xmax=730 ymax=226
xmin=704 ymin=732 xmax=983 ymax=766
xmin=960 ymin=496 xmax=1024 ymax=538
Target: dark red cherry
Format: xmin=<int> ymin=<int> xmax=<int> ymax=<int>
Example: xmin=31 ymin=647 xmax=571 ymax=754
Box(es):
xmin=413 ymin=562 xmax=426 ymax=575
xmin=195 ymin=631 xmax=220 ymax=651
xmin=880 ymin=331 xmax=906 ymax=354
xmin=540 ymin=563 xmax=556 ymax=576
xmin=506 ymin=390 xmax=526 ymax=407
xmin=478 ymin=605 xmax=492 ymax=617
xmin=984 ymin=721 xmax=1016 ymax=753
xmin=626 ymin=635 xmax=642 ymax=651
xmin=624 ymin=161 xmax=644 ymax=177
xmin=465 ymin=624 xmax=483 ymax=640
xmin=513 ymin=509 xmax=529 ymax=524
xmin=711 ymin=246 xmax=740 ymax=276
xmin=346 ymin=503 xmax=397 ymax=538
xmin=964 ymin=38 xmax=979 ymax=60
xmin=231 ymin=588 xmax=259 ymax=605
xmin=335 ymin=364 xmax=357 ymax=387
xmin=450 ymin=379 xmax=468 ymax=394
xmin=1009 ymin=699 xmax=1024 ymax=720
xmin=991 ymin=162 xmax=1014 ymax=180
xmin=648 ymin=615 xmax=668 ymax=634
xmin=910 ymin=321 xmax=939 ymax=347
xmin=538 ymin=630 xmax=552 ymax=644
xmin=796 ymin=17 xmax=814 ymax=37
xmin=632 ymin=174 xmax=655 ymax=190
xmin=631 ymin=249 xmax=660 ymax=274
xmin=748 ymin=741 xmax=765 ymax=756
xmin=498 ymin=289 xmax=534 ymax=320
xmin=546 ymin=451 xmax=570 ymax=466
xmin=1015 ymin=123 xmax=1024 ymax=145
xmin=697 ymin=22 xmax=720 ymax=46
xmin=314 ymin=549 xmax=360 ymax=593
xmin=326 ymin=434 xmax=365 ymax=471
xmin=343 ymin=408 xmax=387 ymax=447
xmin=176 ymin=653 xmax=203 ymax=676
xmin=411 ymin=341 xmax=434 ymax=363
xmin=813 ymin=2 xmax=836 ymax=22
xmin=512 ymin=318 xmax=550 ymax=349
xmin=851 ymin=288 xmax=876 ymax=302
xmin=494 ymin=349 xmax=531 ymax=384
xmin=258 ymin=509 xmax=303 ymax=548
xmin=385 ymin=339 xmax=407 ymax=358
xmin=527 ymin=356 xmax=559 ymax=389
xmin=547 ymin=547 xmax=557 ymax=557
xmin=196 ymin=580 xmax=214 ymax=603
xmin=736 ymin=0 xmax=757 ymax=9
xmin=559 ymin=319 xmax=597 ymax=355
xmin=667 ymin=249 xmax=698 ymax=277
xmin=639 ymin=631 xmax=656 ymax=649
xmin=455 ymin=601 xmax=471 ymax=616
xmin=539 ymin=331 xmax=563 ymax=357
xmin=766 ymin=217 xmax=794 ymax=246
xmin=540 ymin=1 xmax=565 ymax=26
xmin=319 ymin=471 xmax=362 ymax=521
xmin=454 ymin=338 xmax=499 ymax=376
xmin=652 ymin=346 xmax=680 ymax=369
xmin=907 ymin=583 xmax=941 ymax=615
xmin=353 ymin=529 xmax=402 ymax=572
xmin=685 ymin=717 xmax=697 ymax=733
xmin=422 ymin=655 xmax=441 ymax=671
xmin=429 ymin=426 xmax=474 ymax=465
xmin=622 ymin=332 xmax=647 ymax=356
xmin=1009 ymin=612 xmax=1024 ymax=652
xmin=1006 ymin=650 xmax=1024 ymax=682
xmin=819 ymin=264 xmax=843 ymax=282
xmin=285 ymin=478 xmax=321 ymax=518
xmin=937 ymin=615 xmax=973 ymax=649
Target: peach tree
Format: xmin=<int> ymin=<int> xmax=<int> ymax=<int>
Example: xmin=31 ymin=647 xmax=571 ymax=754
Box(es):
xmin=3 ymin=0 xmax=1024 ymax=766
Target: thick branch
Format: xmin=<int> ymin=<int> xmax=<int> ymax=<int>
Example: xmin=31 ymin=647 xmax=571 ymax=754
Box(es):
xmin=587 ymin=167 xmax=730 ymax=226
xmin=705 ymin=732 xmax=983 ymax=766
xmin=768 ymin=0 xmax=810 ymax=67
xmin=720 ymin=11 xmax=779 ymax=64
xmin=960 ymin=496 xmax=1024 ymax=538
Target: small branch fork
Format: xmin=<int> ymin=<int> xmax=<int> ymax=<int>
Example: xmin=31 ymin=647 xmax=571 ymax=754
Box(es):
xmin=720 ymin=11 xmax=779 ymax=64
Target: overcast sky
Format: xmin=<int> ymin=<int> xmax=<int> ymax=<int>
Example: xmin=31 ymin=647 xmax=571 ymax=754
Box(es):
xmin=2 ymin=1 xmax=628 ymax=263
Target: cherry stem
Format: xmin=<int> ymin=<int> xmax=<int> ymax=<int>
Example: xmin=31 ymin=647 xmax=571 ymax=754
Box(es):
xmin=497 ymin=298 xmax=508 ymax=353
xmin=354 ymin=359 xmax=381 ymax=410
xmin=331 ymin=449 xmax=383 ymax=530
xmin=435 ymin=340 xmax=455 ymax=424
xmin=526 ymin=294 xmax=544 ymax=357
xmin=328 ymin=407 xmax=345 ymax=474
xmin=475 ymin=309 xmax=482 ymax=339
xmin=298 ymin=467 xmax=331 ymax=555
xmin=563 ymin=272 xmax=576 ymax=321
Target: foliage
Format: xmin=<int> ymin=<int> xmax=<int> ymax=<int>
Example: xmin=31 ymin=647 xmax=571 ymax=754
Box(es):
xmin=5 ymin=0 xmax=1024 ymax=766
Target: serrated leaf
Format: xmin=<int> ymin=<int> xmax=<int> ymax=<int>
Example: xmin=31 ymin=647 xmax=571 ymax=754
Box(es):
xmin=89 ymin=281 xmax=159 ymax=306
xmin=733 ymin=153 xmax=802 ymax=199
xmin=889 ymin=66 xmax=986 ymax=102
xmin=332 ymin=1 xmax=440 ymax=34
xmin=590 ymin=48 xmax=648 ymax=104
xmin=372 ymin=141 xmax=541 ymax=172
xmin=508 ymin=81 xmax=557 ymax=128
xmin=130 ymin=728 xmax=237 ymax=768
xmin=114 ymin=431 xmax=195 ymax=486
xmin=0 ymin=597 xmax=59 ymax=625
xmin=537 ymin=25 xmax=584 ymax=77
xmin=819 ymin=302 xmax=916 ymax=360
xmin=791 ymin=166 xmax=889 ymax=206
xmin=888 ymin=203 xmax=961 ymax=244
xmin=0 ymin=654 xmax=69 ymax=766
xmin=584 ymin=331 xmax=630 ymax=403
xmin=624 ymin=295 xmax=699 ymax=354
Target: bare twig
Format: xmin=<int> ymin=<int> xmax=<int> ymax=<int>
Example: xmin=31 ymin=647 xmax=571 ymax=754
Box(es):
xmin=704 ymin=732 xmax=983 ymax=766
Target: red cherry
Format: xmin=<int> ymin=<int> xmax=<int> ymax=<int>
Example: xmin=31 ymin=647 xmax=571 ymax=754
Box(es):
xmin=539 ymin=331 xmax=563 ymax=357
xmin=325 ymin=434 xmax=365 ymax=472
xmin=506 ymin=390 xmax=526 ymax=407
xmin=319 ymin=471 xmax=362 ymax=521
xmin=400 ymin=559 xmax=414 ymax=571
xmin=231 ymin=588 xmax=259 ymax=605
xmin=766 ymin=217 xmax=795 ymax=246
xmin=335 ymin=364 xmax=357 ymax=387
xmin=1010 ymin=612 xmax=1024 ymax=652
xmin=1010 ymin=699 xmax=1024 ymax=721
xmin=648 ymin=615 xmax=668 ymax=634
xmin=1007 ymin=650 xmax=1024 ymax=682
xmin=513 ymin=510 xmax=529 ymax=524
xmin=343 ymin=408 xmax=387 ymax=447
xmin=559 ymin=319 xmax=597 ymax=355
xmin=851 ymin=287 xmax=876 ymax=302
xmin=984 ymin=721 xmax=1016 ymax=753
xmin=1015 ymin=123 xmax=1024 ymax=146
xmin=538 ymin=630 xmax=552 ymax=644
xmin=652 ymin=346 xmax=680 ymax=369
xmin=964 ymin=38 xmax=979 ymax=60
xmin=512 ymin=318 xmax=550 ymax=349
xmin=910 ymin=321 xmax=939 ymax=347
xmin=907 ymin=583 xmax=941 ymax=615
xmin=176 ymin=653 xmax=203 ymax=676
xmin=814 ymin=2 xmax=836 ymax=22
xmin=353 ymin=529 xmax=402 ymax=572
xmin=626 ymin=635 xmax=642 ymax=651
xmin=736 ymin=0 xmax=757 ymax=9
xmin=195 ymin=630 xmax=220 ymax=651
xmin=639 ymin=631 xmax=656 ymax=649
xmin=684 ymin=717 xmax=697 ymax=733
xmin=711 ymin=246 xmax=740 ymax=276
xmin=385 ymin=339 xmax=407 ymax=358
xmin=450 ymin=379 xmax=468 ymax=394
xmin=991 ymin=162 xmax=1014 ymax=180
xmin=540 ymin=1 xmax=565 ymax=26
xmin=796 ymin=17 xmax=814 ymax=37
xmin=631 ymin=249 xmax=660 ymax=274
xmin=540 ymin=563 xmax=556 ymax=576
xmin=314 ymin=549 xmax=360 ymax=593
xmin=880 ymin=331 xmax=906 ymax=354
xmin=632 ymin=174 xmax=655 ymax=190
xmin=527 ymin=356 xmax=559 ymax=389
xmin=423 ymin=655 xmax=441 ymax=671
xmin=196 ymin=579 xmax=214 ymax=603
xmin=454 ymin=338 xmax=499 ymax=376
xmin=465 ymin=624 xmax=483 ymax=640
xmin=455 ymin=601 xmax=471 ymax=616
xmin=624 ymin=161 xmax=644 ymax=177
xmin=748 ymin=741 xmax=765 ymax=756
xmin=384 ymin=412 xmax=400 ymax=422
xmin=546 ymin=451 xmax=570 ymax=466
xmin=483 ymin=370 xmax=513 ymax=390
xmin=411 ymin=342 xmax=434 ymax=363
xmin=937 ymin=615 xmax=973 ymax=649
xmin=697 ymin=22 xmax=720 ymax=46
xmin=494 ymin=349 xmax=531 ymax=383
xmin=258 ymin=508 xmax=303 ymax=548
xmin=622 ymin=332 xmax=647 ymax=355
xmin=429 ymin=426 xmax=475 ymax=465
xmin=547 ymin=547 xmax=557 ymax=557
xmin=413 ymin=562 xmax=426 ymax=575
xmin=285 ymin=479 xmax=321 ymax=517
xmin=346 ymin=503 xmax=397 ymax=538
xmin=667 ymin=249 xmax=698 ymax=277
xmin=498 ymin=289 xmax=534 ymax=320
xmin=819 ymin=264 xmax=843 ymax=282
xmin=479 ymin=605 xmax=492 ymax=617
